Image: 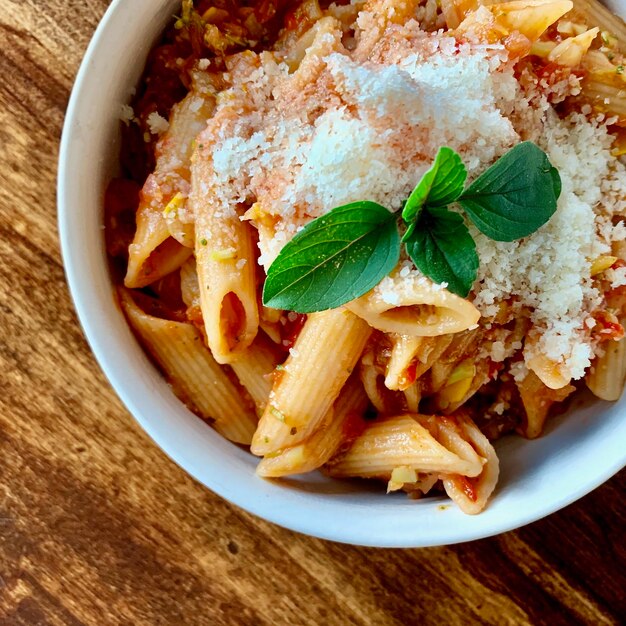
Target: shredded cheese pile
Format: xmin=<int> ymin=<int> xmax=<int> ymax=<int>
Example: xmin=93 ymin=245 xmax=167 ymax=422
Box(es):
xmin=193 ymin=8 xmax=626 ymax=381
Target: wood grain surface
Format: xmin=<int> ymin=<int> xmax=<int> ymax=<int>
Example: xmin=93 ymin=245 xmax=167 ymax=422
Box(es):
xmin=0 ymin=1 xmax=625 ymax=624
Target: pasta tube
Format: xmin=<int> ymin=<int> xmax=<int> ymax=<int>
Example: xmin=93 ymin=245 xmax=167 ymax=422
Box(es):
xmin=455 ymin=0 xmax=573 ymax=46
xmin=580 ymin=75 xmax=626 ymax=123
xmin=125 ymin=78 xmax=216 ymax=287
xmin=517 ymin=369 xmax=575 ymax=437
xmin=360 ymin=346 xmax=405 ymax=414
xmin=119 ymin=289 xmax=257 ymax=444
xmin=492 ymin=0 xmax=574 ymax=42
xmin=572 ymin=0 xmax=626 ymax=48
xmin=586 ymin=333 xmax=626 ymax=401
xmin=346 ymin=270 xmax=480 ymax=337
xmin=403 ymin=383 xmax=422 ymax=413
xmin=251 ymin=308 xmax=372 ymax=455
xmin=325 ymin=414 xmax=485 ymax=478
xmin=547 ymin=27 xmax=599 ymax=67
xmin=525 ymin=352 xmax=572 ymax=389
xmin=230 ymin=334 xmax=283 ymax=416
xmin=441 ymin=415 xmax=499 ymax=514
xmin=385 ymin=334 xmax=454 ymax=390
xmin=256 ymin=376 xmax=368 ymax=477
xmin=180 ymin=257 xmax=201 ymax=310
xmin=194 ymin=215 xmax=259 ymax=364
xmin=125 ymin=218 xmax=192 ymax=289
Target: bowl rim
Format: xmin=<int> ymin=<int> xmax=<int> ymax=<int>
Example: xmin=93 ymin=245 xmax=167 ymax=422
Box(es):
xmin=58 ymin=0 xmax=626 ymax=547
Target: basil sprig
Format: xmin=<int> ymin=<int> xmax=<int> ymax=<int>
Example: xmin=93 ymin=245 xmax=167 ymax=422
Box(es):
xmin=262 ymin=142 xmax=560 ymax=312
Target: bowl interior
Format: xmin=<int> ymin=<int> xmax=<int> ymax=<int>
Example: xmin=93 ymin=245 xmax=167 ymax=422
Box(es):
xmin=58 ymin=0 xmax=626 ymax=547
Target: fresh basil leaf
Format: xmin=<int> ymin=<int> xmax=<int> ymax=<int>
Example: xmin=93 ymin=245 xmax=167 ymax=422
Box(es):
xmin=402 ymin=221 xmax=417 ymax=243
xmin=402 ymin=147 xmax=467 ymax=224
xmin=262 ymin=201 xmax=400 ymax=313
xmin=404 ymin=206 xmax=478 ymax=298
xmin=550 ymin=165 xmax=562 ymax=200
xmin=458 ymin=141 xmax=560 ymax=242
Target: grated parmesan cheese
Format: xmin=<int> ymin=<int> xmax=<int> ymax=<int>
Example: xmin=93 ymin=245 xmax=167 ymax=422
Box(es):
xmin=195 ymin=23 xmax=520 ymax=268
xmin=147 ymin=111 xmax=170 ymax=135
xmin=119 ymin=104 xmax=135 ymax=125
xmin=472 ymin=108 xmax=625 ymax=379
xmin=607 ymin=266 xmax=626 ymax=288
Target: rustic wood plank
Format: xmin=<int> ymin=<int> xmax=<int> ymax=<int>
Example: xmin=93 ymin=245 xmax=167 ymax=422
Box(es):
xmin=0 ymin=1 xmax=624 ymax=624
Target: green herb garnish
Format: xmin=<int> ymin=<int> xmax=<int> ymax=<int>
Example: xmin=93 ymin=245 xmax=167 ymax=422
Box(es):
xmin=262 ymin=201 xmax=400 ymax=312
xmin=404 ymin=206 xmax=479 ymax=298
xmin=457 ymin=142 xmax=560 ymax=242
xmin=402 ymin=147 xmax=467 ymax=226
xmin=262 ymin=142 xmax=560 ymax=311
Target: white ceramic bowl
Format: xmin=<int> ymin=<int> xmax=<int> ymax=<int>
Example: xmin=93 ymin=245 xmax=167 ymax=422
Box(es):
xmin=59 ymin=0 xmax=626 ymax=547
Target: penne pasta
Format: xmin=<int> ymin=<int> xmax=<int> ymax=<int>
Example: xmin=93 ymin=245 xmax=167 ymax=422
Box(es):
xmin=161 ymin=75 xmax=218 ymax=247
xmin=547 ymin=27 xmax=599 ymax=66
xmin=251 ymin=308 xmax=372 ymax=455
xmin=346 ymin=270 xmax=480 ymax=338
xmin=230 ymin=334 xmax=283 ymax=416
xmin=385 ymin=335 xmax=424 ymax=391
xmin=179 ymin=257 xmax=201 ymax=310
xmin=586 ymin=332 xmax=626 ymax=401
xmin=256 ymin=376 xmax=368 ymax=477
xmin=385 ymin=334 xmax=454 ymax=390
xmin=258 ymin=304 xmax=284 ymax=345
xmin=456 ymin=0 xmax=573 ymax=46
xmin=282 ymin=14 xmax=333 ymax=72
xmin=119 ymin=288 xmax=257 ymax=444
xmin=435 ymin=415 xmax=488 ymax=473
xmin=525 ymin=351 xmax=572 ymax=390
xmin=516 ymin=369 xmax=575 ymax=437
xmin=326 ymin=414 xmax=485 ymax=478
xmin=285 ymin=15 xmax=344 ymax=84
xmin=360 ymin=346 xmax=405 ymax=414
xmin=125 ymin=218 xmax=192 ymax=289
xmin=492 ymin=0 xmax=574 ymax=42
xmin=125 ymin=76 xmax=217 ymax=288
xmin=571 ymin=0 xmax=626 ymax=47
xmin=403 ymin=382 xmax=422 ymax=413
xmin=579 ymin=75 xmax=626 ymax=123
xmin=441 ymin=415 xmax=499 ymax=514
xmin=193 ymin=213 xmax=259 ymax=364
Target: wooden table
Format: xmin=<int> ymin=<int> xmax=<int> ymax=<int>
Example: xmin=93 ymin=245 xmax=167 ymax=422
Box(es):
xmin=1 ymin=2 xmax=624 ymax=624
